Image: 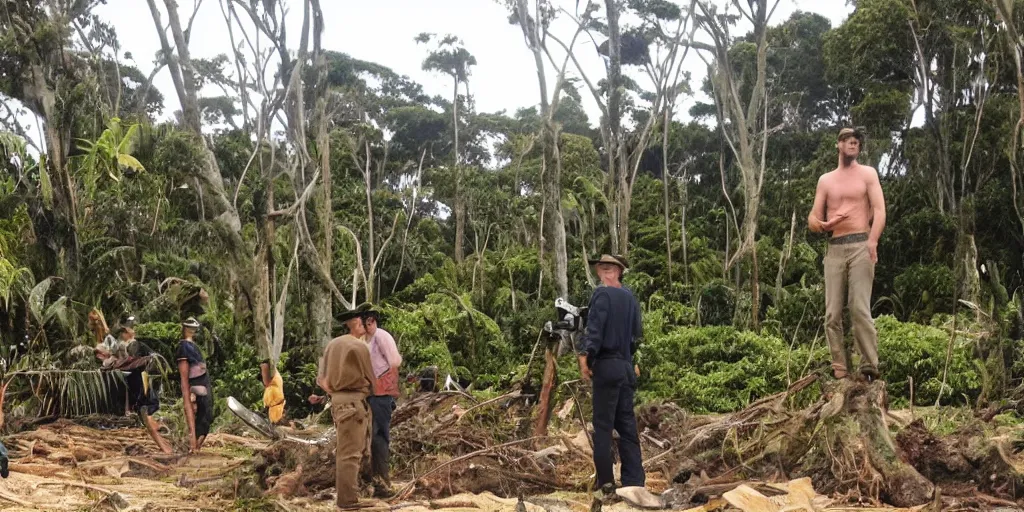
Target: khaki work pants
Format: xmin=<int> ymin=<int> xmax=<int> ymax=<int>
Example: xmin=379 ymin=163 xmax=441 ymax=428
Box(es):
xmin=331 ymin=392 xmax=370 ymax=508
xmin=824 ymin=240 xmax=879 ymax=374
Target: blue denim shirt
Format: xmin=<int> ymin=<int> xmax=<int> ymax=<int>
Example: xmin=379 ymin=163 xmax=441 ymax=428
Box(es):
xmin=580 ymin=285 xmax=642 ymax=364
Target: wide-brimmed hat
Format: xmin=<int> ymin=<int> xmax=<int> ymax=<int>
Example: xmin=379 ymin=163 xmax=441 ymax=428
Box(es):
xmin=359 ymin=303 xmax=382 ymax=322
xmin=181 ymin=317 xmax=200 ymax=329
xmin=336 ymin=303 xmax=372 ymax=324
xmin=588 ymin=254 xmax=629 ymax=270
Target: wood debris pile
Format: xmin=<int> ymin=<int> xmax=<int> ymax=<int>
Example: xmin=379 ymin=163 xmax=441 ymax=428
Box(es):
xmin=3 ymin=375 xmax=1024 ymax=510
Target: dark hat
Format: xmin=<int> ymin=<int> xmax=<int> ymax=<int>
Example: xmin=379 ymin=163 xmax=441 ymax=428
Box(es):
xmin=837 ymin=127 xmax=865 ymax=143
xmin=588 ymin=254 xmax=629 ymax=270
xmin=359 ymin=303 xmax=381 ymax=321
xmin=121 ymin=315 xmax=137 ymax=328
xmin=336 ymin=303 xmax=372 ymax=324
xmin=182 ymin=317 xmax=200 ymax=329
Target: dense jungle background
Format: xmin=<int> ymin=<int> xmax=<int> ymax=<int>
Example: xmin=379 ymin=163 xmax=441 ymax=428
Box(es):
xmin=2 ymin=0 xmax=1024 ymax=431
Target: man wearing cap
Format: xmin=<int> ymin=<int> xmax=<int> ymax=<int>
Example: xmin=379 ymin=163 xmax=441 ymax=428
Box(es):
xmin=317 ymin=304 xmax=376 ymax=510
xmin=808 ymin=127 xmax=886 ymax=381
xmin=176 ymin=317 xmax=214 ymax=453
xmin=578 ymin=254 xmax=646 ymax=496
xmin=117 ymin=316 xmax=173 ymax=453
xmin=361 ymin=306 xmax=401 ymax=497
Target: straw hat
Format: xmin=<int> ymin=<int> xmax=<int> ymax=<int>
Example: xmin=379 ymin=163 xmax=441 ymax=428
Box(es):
xmin=587 ymin=254 xmax=629 ymax=270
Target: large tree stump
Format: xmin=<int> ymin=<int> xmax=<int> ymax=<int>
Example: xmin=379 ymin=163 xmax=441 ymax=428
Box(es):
xmin=650 ymin=376 xmax=935 ymax=507
xmin=796 ymin=379 xmax=933 ymax=506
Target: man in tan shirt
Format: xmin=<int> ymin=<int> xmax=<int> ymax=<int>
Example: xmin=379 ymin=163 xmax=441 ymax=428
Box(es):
xmin=317 ymin=305 xmax=375 ymax=510
xmin=808 ymin=127 xmax=887 ymax=381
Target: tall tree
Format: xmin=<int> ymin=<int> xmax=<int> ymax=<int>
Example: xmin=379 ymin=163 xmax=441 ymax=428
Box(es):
xmin=694 ymin=0 xmax=782 ymax=327
xmin=417 ymin=33 xmax=477 ymax=263
xmin=507 ymin=0 xmax=577 ymax=300
xmin=149 ymin=0 xmax=344 ymax=362
xmin=543 ymin=0 xmax=688 ymax=256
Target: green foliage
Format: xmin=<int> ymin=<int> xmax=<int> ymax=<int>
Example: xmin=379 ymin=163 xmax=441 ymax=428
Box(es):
xmin=384 ymin=292 xmax=512 ymax=385
xmin=638 ymin=326 xmax=821 ymax=413
xmin=75 ymin=117 xmax=145 ymax=189
xmin=697 ymin=280 xmax=735 ymax=326
xmin=134 ymin=322 xmax=181 ymax=345
xmin=875 ymin=315 xmax=980 ymax=405
xmin=892 ymin=264 xmax=956 ymax=323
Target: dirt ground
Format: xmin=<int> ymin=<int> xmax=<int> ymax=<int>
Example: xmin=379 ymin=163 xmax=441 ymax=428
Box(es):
xmin=2 ymin=385 xmax=1024 ymax=511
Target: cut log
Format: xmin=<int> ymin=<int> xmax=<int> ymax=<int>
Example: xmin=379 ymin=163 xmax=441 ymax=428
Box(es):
xmin=531 ymin=344 xmax=559 ymax=442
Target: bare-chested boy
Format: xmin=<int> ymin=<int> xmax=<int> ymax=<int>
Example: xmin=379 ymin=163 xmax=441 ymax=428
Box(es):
xmin=808 ymin=127 xmax=887 ymax=381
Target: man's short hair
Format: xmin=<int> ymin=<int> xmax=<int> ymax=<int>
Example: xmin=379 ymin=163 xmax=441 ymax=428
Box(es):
xmin=838 ymin=127 xmax=866 ymax=146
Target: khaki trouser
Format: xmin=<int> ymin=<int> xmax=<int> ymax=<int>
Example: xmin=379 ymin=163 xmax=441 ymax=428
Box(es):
xmin=331 ymin=392 xmax=370 ymax=508
xmin=824 ymin=239 xmax=879 ymax=374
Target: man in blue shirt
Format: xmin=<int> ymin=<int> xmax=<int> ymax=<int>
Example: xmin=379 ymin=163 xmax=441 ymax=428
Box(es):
xmin=578 ymin=254 xmax=645 ymax=495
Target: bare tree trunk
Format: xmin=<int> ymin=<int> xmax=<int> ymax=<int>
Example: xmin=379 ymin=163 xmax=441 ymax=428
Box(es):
xmin=537 ymin=196 xmax=546 ymax=298
xmin=393 ymin=149 xmax=427 ymax=295
xmin=697 ymin=0 xmax=776 ymax=326
xmin=617 ymin=163 xmax=631 ymax=255
xmin=956 ymin=202 xmax=981 ymax=309
xmin=455 ymin=198 xmax=467 ymax=264
xmin=363 ymin=140 xmax=377 ymax=302
xmin=680 ymin=167 xmax=690 ymax=286
xmin=453 ymin=75 xmax=465 ymax=264
xmin=605 ymin=0 xmax=624 ymax=255
xmin=255 ymin=173 xmax=276 ymax=360
xmin=748 ymin=196 xmax=760 ymax=330
xmin=311 ymin=48 xmax=332 ymax=348
xmin=508 ymin=0 xmax=571 ymax=300
xmin=724 ymin=216 xmax=730 ymax=281
xmin=775 ymin=210 xmax=797 ymax=301
xmin=544 ymin=125 xmax=569 ymax=299
xmin=607 ymin=139 xmax=621 ymax=255
xmin=662 ymin=106 xmax=673 ymax=283
xmin=148 ymin=0 xmax=242 ymax=245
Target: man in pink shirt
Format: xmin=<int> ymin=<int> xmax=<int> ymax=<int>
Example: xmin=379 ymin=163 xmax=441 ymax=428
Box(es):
xmin=361 ymin=306 xmax=402 ymax=498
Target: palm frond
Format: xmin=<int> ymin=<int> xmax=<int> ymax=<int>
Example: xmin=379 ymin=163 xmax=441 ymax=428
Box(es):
xmin=6 ymin=369 xmax=123 ymax=418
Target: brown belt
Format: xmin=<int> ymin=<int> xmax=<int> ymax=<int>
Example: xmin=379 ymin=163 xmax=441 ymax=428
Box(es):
xmin=329 ymin=390 xmax=367 ymax=403
xmin=829 ymin=232 xmax=868 ymax=245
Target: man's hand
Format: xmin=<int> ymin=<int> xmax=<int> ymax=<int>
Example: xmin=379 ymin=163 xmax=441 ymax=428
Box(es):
xmin=820 ymin=213 xmax=847 ymax=231
xmin=634 ymin=364 xmax=640 ymax=377
xmin=188 ymin=436 xmax=197 ymax=453
xmin=308 ymin=394 xmax=325 ymax=405
xmin=867 ymin=239 xmax=878 ymax=263
xmin=578 ymin=355 xmax=592 ymax=382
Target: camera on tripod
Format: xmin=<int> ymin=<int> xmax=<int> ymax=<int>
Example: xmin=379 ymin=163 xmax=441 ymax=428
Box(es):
xmin=543 ymin=298 xmax=589 ymax=356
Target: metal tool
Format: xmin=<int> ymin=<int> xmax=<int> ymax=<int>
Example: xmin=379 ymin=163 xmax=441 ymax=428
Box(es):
xmin=225 ymin=396 xmax=332 ymax=445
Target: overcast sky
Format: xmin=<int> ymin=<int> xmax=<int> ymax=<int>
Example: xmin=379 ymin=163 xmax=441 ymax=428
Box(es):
xmin=90 ymin=0 xmax=853 ymax=129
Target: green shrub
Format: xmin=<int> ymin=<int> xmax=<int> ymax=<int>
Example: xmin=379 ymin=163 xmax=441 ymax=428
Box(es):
xmin=875 ymin=315 xmax=980 ymax=405
xmin=697 ymin=280 xmax=735 ymax=326
xmin=892 ymin=264 xmax=956 ymax=322
xmin=637 ymin=326 xmax=823 ymax=413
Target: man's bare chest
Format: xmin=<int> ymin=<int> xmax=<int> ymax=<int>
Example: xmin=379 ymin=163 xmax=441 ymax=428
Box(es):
xmin=826 ymin=173 xmax=868 ymax=206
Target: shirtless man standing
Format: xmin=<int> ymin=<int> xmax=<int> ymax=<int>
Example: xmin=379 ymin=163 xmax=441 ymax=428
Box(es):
xmin=808 ymin=127 xmax=886 ymax=381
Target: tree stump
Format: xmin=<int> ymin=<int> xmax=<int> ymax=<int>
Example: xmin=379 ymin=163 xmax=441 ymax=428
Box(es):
xmin=795 ymin=379 xmax=933 ymax=506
